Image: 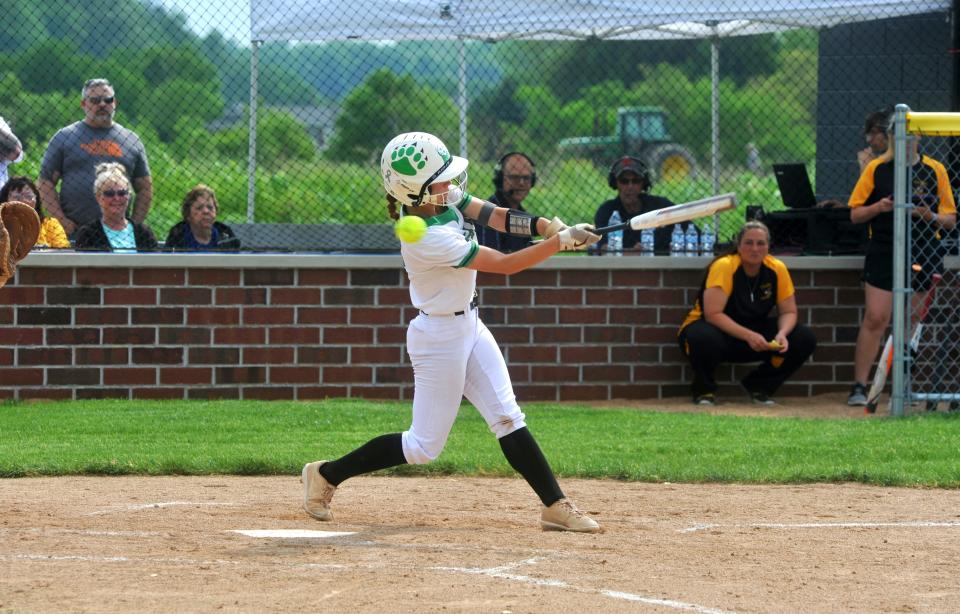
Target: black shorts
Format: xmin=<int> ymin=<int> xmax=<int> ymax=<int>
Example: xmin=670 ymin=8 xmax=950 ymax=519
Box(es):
xmin=862 ymin=244 xmax=942 ymax=292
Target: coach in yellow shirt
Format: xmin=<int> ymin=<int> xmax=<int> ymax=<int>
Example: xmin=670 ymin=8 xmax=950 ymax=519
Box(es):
xmin=845 ymin=118 xmax=956 ymax=406
xmin=678 ymin=221 xmax=816 ymax=406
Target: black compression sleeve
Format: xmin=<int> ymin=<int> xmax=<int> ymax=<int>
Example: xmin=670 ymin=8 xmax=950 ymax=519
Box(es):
xmin=498 ymin=427 xmax=564 ymax=506
xmin=320 ymin=433 xmax=406 ymax=486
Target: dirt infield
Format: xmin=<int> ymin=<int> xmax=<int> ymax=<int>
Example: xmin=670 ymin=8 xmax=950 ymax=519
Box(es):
xmin=583 ymin=392 xmax=870 ymax=419
xmin=3 ymin=472 xmax=959 ymax=613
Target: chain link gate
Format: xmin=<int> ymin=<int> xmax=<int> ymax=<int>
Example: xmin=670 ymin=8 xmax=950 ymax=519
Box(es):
xmin=889 ymin=107 xmax=960 ymax=416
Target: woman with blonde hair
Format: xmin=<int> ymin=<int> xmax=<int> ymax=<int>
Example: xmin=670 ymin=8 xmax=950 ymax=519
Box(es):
xmin=75 ymin=162 xmax=157 ymax=252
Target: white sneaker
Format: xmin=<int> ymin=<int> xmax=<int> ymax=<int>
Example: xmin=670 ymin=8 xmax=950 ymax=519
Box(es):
xmin=301 ymin=461 xmax=336 ymax=521
xmin=540 ymin=498 xmax=601 ymax=533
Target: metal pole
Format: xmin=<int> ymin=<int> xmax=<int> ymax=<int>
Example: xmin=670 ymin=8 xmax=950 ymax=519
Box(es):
xmin=710 ymin=38 xmax=720 ymax=237
xmin=458 ymin=37 xmax=468 ymax=158
xmin=246 ymin=40 xmax=261 ymax=223
xmin=890 ymin=104 xmax=910 ymax=417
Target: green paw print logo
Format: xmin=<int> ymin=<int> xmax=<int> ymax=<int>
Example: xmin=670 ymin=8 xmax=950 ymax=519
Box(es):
xmin=390 ymin=143 xmax=427 ymax=176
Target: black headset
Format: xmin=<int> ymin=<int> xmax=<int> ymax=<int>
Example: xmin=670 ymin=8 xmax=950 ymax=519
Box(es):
xmin=493 ymin=152 xmax=537 ymax=191
xmin=607 ymin=155 xmax=651 ymax=190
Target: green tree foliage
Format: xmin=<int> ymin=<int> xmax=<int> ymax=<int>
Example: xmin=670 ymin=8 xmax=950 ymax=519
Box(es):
xmin=141 ymin=79 xmax=225 ymax=143
xmin=129 ymin=46 xmax=219 ymax=88
xmin=0 ymin=73 xmax=76 ymax=148
xmin=537 ymin=36 xmax=778 ymax=104
xmin=214 ymin=108 xmax=316 ymax=165
xmin=15 ymin=40 xmax=92 ymax=95
xmin=0 ymin=0 xmax=192 ymax=56
xmin=326 ymin=69 xmax=459 ymax=164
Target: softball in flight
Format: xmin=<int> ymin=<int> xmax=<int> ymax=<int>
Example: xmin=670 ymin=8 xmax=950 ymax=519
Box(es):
xmin=395 ymin=215 xmax=427 ymax=243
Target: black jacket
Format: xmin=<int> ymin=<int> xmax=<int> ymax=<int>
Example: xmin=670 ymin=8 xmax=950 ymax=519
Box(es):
xmin=75 ymin=219 xmax=159 ymax=252
xmin=593 ymin=194 xmax=677 ymax=253
xmin=165 ymin=221 xmax=241 ymax=251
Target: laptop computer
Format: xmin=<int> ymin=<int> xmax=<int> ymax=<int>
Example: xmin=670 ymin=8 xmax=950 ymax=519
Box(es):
xmin=773 ymin=163 xmax=817 ymax=209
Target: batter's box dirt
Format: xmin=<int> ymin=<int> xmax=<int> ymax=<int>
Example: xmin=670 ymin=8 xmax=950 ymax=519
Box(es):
xmin=2 ymin=475 xmax=959 ymax=612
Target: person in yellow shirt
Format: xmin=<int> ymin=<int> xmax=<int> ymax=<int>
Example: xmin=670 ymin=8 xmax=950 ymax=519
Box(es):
xmin=0 ymin=176 xmax=70 ymax=248
xmin=846 ymin=114 xmax=956 ymax=407
xmin=678 ymin=221 xmax=817 ymax=406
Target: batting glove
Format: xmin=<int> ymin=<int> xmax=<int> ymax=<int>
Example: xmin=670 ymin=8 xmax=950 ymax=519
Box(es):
xmin=542 ymin=216 xmax=568 ymax=239
xmin=558 ymin=223 xmax=600 ymax=251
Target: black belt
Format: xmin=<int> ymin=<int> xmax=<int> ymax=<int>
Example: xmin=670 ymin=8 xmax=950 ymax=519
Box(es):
xmin=420 ymin=298 xmax=478 ymax=317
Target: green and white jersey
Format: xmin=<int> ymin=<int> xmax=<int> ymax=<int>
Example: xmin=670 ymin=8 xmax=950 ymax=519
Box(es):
xmin=401 ymin=204 xmax=479 ymax=315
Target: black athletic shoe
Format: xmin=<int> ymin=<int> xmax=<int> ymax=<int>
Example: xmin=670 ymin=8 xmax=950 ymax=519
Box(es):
xmin=693 ymin=393 xmax=716 ymax=406
xmin=749 ymin=391 xmax=776 ymax=406
xmin=847 ymin=383 xmax=867 ymax=406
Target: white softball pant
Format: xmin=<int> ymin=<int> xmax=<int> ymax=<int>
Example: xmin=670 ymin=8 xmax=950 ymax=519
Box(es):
xmin=402 ymin=309 xmax=526 ymax=465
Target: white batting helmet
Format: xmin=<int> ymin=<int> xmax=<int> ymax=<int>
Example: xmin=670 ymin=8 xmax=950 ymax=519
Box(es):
xmin=380 ymin=132 xmax=468 ymax=207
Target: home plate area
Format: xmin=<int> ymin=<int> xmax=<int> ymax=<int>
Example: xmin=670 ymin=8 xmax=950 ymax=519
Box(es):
xmin=2 ymin=476 xmax=959 ymax=612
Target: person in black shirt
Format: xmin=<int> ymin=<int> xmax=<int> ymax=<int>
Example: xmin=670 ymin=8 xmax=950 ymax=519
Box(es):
xmin=475 ymin=152 xmax=540 ymax=253
xmin=593 ymin=156 xmax=677 ymax=254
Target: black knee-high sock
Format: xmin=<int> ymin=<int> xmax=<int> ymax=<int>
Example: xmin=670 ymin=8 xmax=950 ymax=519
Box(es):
xmin=498 ymin=427 xmax=564 ymax=507
xmin=319 ymin=433 xmax=407 ymax=486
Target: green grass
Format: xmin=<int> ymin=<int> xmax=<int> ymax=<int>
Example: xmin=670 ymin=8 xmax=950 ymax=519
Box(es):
xmin=3 ymin=399 xmax=958 ymax=487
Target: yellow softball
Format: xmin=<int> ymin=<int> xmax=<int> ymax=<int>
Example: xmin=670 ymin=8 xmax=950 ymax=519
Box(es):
xmin=395 ymin=215 xmax=427 ymax=243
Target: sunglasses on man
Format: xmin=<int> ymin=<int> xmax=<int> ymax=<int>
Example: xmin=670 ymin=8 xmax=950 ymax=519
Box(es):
xmin=86 ymin=96 xmax=115 ymax=105
xmin=101 ymin=189 xmax=129 ymax=198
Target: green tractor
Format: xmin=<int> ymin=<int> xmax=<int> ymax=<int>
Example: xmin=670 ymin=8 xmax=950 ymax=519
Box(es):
xmin=557 ymin=106 xmax=698 ymax=182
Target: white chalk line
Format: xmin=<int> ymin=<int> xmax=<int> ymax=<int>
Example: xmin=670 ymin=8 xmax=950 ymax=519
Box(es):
xmin=4 ymin=551 xmax=737 ymax=612
xmin=230 ymin=529 xmax=356 ymax=539
xmin=433 ymin=557 xmax=737 ymax=614
xmin=679 ymin=520 xmax=960 ymax=533
xmin=0 ymin=528 xmax=162 ymax=537
xmin=84 ymin=501 xmax=237 ymax=516
xmin=2 ymin=553 xmax=349 ymax=571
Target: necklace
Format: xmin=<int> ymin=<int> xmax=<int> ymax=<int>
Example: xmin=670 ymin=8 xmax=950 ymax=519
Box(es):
xmin=746 ymin=273 xmax=761 ymax=302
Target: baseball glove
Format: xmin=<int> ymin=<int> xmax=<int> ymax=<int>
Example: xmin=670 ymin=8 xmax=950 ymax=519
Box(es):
xmin=0 ymin=201 xmax=41 ymax=289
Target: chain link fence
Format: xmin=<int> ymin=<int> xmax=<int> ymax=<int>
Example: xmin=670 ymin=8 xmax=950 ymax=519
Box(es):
xmin=0 ymin=0 xmax=953 ymax=251
xmin=894 ymin=109 xmax=960 ymax=414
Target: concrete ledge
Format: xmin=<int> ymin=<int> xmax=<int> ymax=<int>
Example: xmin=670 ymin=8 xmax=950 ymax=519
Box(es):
xmin=21 ymin=250 xmax=867 ymax=270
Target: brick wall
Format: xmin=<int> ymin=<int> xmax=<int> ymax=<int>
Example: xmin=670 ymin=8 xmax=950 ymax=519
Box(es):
xmin=0 ymin=252 xmax=869 ymax=402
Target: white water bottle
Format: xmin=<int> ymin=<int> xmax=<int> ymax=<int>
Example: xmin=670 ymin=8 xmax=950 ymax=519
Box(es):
xmin=607 ymin=210 xmax=623 ymax=256
xmin=640 ymin=228 xmax=655 ymax=255
xmin=701 ymin=223 xmax=716 ymax=256
xmin=684 ymin=223 xmax=699 ymax=257
xmin=669 ymin=224 xmax=684 ymax=257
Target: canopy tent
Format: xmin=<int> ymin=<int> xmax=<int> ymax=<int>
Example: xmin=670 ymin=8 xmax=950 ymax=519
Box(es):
xmin=245 ymin=0 xmax=951 ymax=219
xmin=251 ymin=0 xmax=948 ymax=42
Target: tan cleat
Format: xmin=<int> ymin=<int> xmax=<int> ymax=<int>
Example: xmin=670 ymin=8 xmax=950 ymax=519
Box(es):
xmin=301 ymin=460 xmax=336 ymax=521
xmin=540 ymin=498 xmax=601 ymax=533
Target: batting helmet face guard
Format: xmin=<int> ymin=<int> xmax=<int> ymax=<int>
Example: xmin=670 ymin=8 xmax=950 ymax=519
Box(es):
xmin=492 ymin=152 xmax=537 ymax=191
xmin=381 ymin=132 xmax=469 ymax=207
xmin=608 ymin=156 xmax=651 ymax=190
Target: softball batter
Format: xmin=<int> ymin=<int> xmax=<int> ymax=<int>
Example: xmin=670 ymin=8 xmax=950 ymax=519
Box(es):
xmin=302 ymin=132 xmax=602 ymax=532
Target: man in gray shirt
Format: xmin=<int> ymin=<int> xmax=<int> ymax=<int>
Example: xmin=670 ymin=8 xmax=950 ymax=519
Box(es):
xmin=38 ymin=78 xmax=152 ymax=235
